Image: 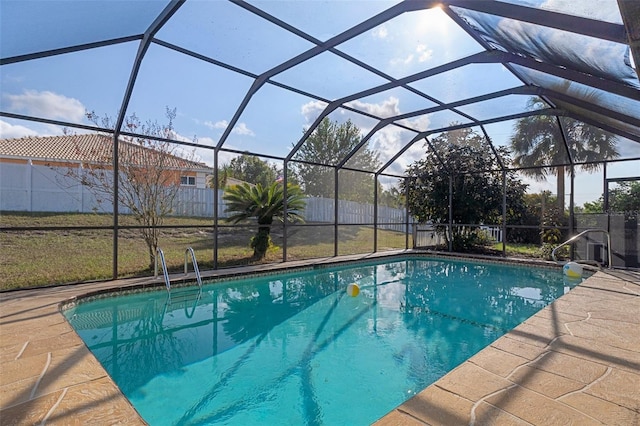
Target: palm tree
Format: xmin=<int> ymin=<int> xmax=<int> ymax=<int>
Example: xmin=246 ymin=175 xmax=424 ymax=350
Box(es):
xmin=510 ymin=98 xmax=619 ymax=211
xmin=223 ymin=182 xmax=306 ymax=259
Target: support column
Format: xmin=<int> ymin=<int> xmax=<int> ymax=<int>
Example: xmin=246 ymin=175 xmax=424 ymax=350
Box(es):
xmin=502 ymin=170 xmax=507 ymax=257
xmin=213 ymin=149 xmax=219 ymax=269
xmin=448 ymin=174 xmax=453 ymax=252
xmin=334 ymin=168 xmax=339 ymax=257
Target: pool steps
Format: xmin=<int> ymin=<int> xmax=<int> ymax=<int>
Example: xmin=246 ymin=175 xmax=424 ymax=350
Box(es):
xmin=154 ymin=247 xmax=203 ymax=294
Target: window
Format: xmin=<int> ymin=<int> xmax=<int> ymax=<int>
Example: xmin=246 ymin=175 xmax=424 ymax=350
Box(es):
xmin=180 ymin=176 xmax=196 ymax=186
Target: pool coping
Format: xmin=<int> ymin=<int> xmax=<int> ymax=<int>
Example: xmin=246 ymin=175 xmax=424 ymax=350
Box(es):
xmin=2 ymin=250 xmax=639 ymax=425
xmin=58 ymin=250 xmax=566 ymax=310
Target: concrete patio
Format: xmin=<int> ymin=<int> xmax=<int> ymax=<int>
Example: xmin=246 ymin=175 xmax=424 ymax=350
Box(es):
xmin=376 ymin=269 xmax=640 ymax=425
xmin=1 ymin=260 xmax=638 ymax=425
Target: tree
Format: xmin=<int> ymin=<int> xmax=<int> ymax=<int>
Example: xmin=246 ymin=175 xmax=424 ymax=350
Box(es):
xmin=66 ymin=108 xmax=197 ymax=269
xmin=218 ymin=154 xmax=279 ymax=188
xmin=223 ymin=182 xmax=306 ymax=259
xmin=379 ymin=185 xmax=405 ymax=209
xmin=290 ymin=118 xmax=380 ymax=203
xmin=402 ymin=127 xmax=528 ymax=251
xmin=510 ymin=98 xmax=619 ymax=212
xmin=539 ymin=203 xmax=568 ymax=260
xmin=512 ymin=191 xmax=564 ymax=244
xmin=580 ymin=181 xmax=640 ymax=213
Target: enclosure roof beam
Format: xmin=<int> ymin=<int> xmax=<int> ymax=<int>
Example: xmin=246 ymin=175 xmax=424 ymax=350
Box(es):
xmin=441 ymin=3 xmax=560 ymax=114
xmin=406 ymin=109 xmax=563 ymax=149
xmin=495 ymin=51 xmax=640 ymax=101
xmin=424 ymin=135 xmax=451 ymax=174
xmin=235 ymin=0 xmax=487 ymax=132
xmin=113 ymin=0 xmax=185 ymax=138
xmin=286 ymin=51 xmax=495 ymax=162
xmin=333 ymin=51 xmax=495 ymax=106
xmin=236 ymin=0 xmax=488 ymax=150
xmin=539 ymin=88 xmax=640 ymax=129
xmin=556 ymin=116 xmax=575 ymax=165
xmin=336 ymin=121 xmax=392 ymax=169
xmin=261 ymin=0 xmax=427 ymax=81
xmin=389 ymin=86 xmax=536 ymax=122
xmin=374 ymin=109 xmax=561 ymax=175
xmin=606 ymin=176 xmax=640 ymax=183
xmin=563 ymin=111 xmax=640 ymax=144
xmin=617 ymin=0 xmax=640 ymax=81
xmin=378 ymin=134 xmax=451 ymax=177
xmin=480 ymin=126 xmax=505 ymax=171
xmin=217 ymin=1 xmax=420 ymax=152
xmin=333 ymin=86 xmax=532 ymax=170
xmin=0 ymin=112 xmax=106 ymax=134
xmin=336 ymin=85 xmax=537 ymax=172
xmin=0 ymin=35 xmax=142 ymax=65
xmin=233 ymin=0 xmax=415 ymax=94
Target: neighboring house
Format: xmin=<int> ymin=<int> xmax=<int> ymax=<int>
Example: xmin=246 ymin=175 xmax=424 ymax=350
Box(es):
xmin=0 ymin=133 xmax=214 ymax=213
xmin=0 ymin=133 xmax=212 ymax=188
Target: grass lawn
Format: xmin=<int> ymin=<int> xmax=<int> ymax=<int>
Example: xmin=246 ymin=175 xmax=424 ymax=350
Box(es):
xmin=492 ymin=242 xmax=541 ymax=257
xmin=0 ymin=212 xmax=408 ymax=290
xmin=2 ymin=213 xmax=556 ymax=291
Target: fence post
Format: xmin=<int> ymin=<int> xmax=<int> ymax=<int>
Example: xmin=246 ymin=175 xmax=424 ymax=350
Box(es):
xmin=27 ymin=160 xmax=33 ymax=212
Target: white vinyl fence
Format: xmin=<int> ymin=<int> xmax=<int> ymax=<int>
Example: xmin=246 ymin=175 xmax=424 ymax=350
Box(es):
xmin=1 ymin=162 xmax=408 ymax=230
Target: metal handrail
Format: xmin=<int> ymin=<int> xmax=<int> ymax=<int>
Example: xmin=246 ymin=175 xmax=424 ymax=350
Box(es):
xmin=552 ymin=228 xmax=612 ymax=268
xmin=184 ymin=247 xmax=203 ymax=288
xmin=154 ymin=247 xmax=171 ymax=293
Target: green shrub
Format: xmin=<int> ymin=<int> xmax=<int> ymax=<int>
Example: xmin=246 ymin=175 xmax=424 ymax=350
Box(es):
xmin=539 ymin=242 xmax=569 ymax=260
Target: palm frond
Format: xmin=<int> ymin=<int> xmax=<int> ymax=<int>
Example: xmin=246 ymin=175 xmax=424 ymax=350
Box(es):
xmin=223 ymin=181 xmax=306 ymax=225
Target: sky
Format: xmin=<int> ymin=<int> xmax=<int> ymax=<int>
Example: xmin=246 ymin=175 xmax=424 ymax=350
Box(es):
xmin=1 ymin=0 xmax=638 ymax=205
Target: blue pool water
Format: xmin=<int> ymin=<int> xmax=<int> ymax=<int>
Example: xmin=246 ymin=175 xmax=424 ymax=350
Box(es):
xmin=64 ymin=257 xmax=577 ymax=425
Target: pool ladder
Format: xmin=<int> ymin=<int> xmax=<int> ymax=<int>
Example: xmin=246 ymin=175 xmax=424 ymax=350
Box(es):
xmin=184 ymin=247 xmax=203 ymax=288
xmin=552 ymin=228 xmax=612 ymax=268
xmin=154 ymin=247 xmax=203 ymax=293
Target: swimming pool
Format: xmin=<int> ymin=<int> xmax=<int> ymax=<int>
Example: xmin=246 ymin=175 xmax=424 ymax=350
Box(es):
xmin=63 ymin=256 xmax=577 ymax=425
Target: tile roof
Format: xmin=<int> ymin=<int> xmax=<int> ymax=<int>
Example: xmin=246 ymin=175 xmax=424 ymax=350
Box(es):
xmin=0 ymin=134 xmax=212 ymax=171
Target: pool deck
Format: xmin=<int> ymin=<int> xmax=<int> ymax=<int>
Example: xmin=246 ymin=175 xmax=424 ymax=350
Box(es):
xmin=1 ymin=254 xmax=639 ymax=425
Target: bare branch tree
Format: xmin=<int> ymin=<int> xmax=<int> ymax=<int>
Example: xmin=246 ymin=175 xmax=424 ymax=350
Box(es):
xmin=65 ymin=108 xmax=199 ymax=269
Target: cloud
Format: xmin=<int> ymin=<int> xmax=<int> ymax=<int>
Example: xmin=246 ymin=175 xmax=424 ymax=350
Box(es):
xmin=389 ymin=44 xmax=433 ymax=67
xmin=0 ymin=119 xmax=69 ymax=138
xmin=4 ymin=90 xmax=86 ymax=123
xmin=205 ymin=120 xmax=229 ymax=130
xmin=397 ymin=114 xmax=432 ymax=133
xmin=0 ymin=120 xmax=39 ymax=138
xmin=416 ymin=44 xmax=433 ymax=62
xmin=345 ymin=97 xmax=401 ymax=118
xmin=302 ymin=96 xmax=403 ymax=130
xmin=301 ymin=100 xmax=329 ymax=124
xmin=204 ymin=119 xmax=254 ymax=136
xmin=193 ymin=135 xmax=216 ymax=146
xmin=233 ymin=122 xmax=255 ymax=136
xmin=344 ymin=96 xmax=431 ymax=133
xmin=390 ymin=54 xmax=414 ymax=66
xmin=371 ymin=25 xmax=388 ymax=39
